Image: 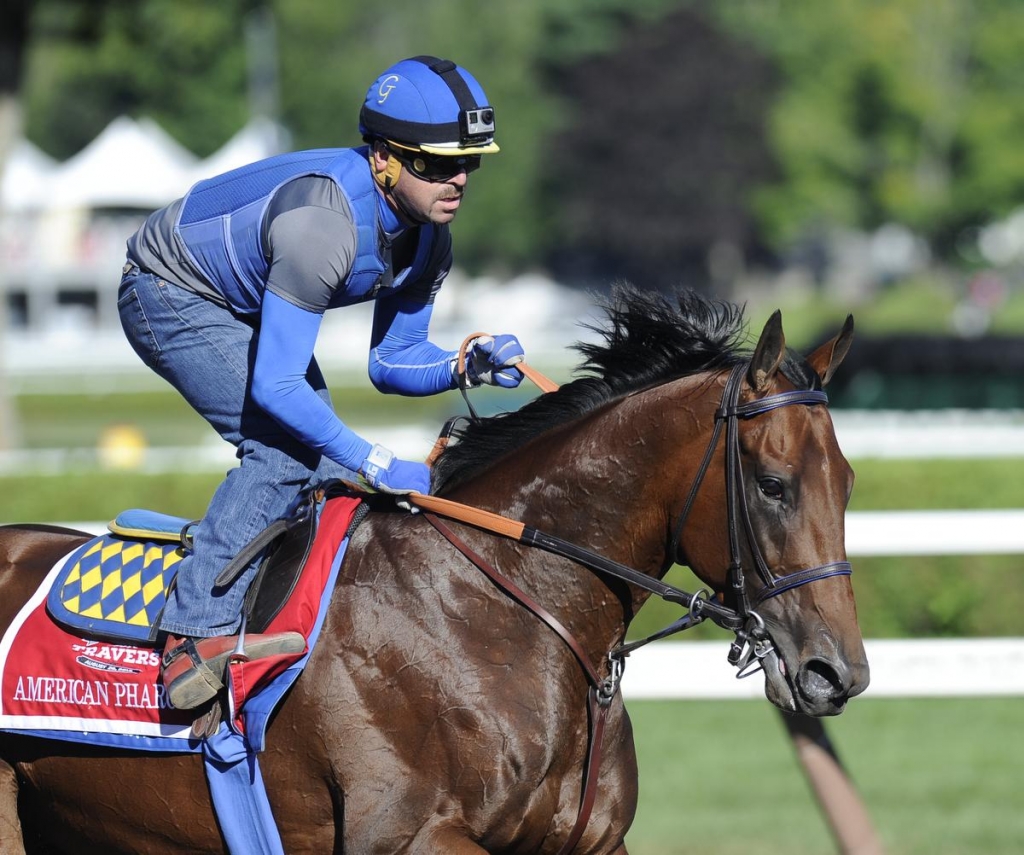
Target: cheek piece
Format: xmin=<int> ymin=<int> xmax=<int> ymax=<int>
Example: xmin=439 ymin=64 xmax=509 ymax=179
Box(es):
xmin=371 ymin=150 xmax=404 ymax=191
xmin=370 ymin=150 xmax=431 ymax=226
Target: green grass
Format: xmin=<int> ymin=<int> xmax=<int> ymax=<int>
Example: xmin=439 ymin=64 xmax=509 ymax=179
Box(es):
xmin=9 ymin=379 xmax=544 ymax=452
xmin=740 ymin=276 xmax=962 ymax=347
xmin=0 ymin=471 xmax=226 ymax=523
xmin=631 ymin=552 xmax=1024 ymax=640
xmin=848 ymin=458 xmax=1024 ymax=509
xmin=741 ymin=272 xmax=1024 ymax=345
xmin=11 ymin=384 xmax=459 ymax=450
xmin=626 ymin=697 xmax=1024 ymax=855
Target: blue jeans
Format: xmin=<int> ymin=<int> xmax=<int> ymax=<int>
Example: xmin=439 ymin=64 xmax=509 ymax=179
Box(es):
xmin=117 ymin=267 xmax=354 ymax=637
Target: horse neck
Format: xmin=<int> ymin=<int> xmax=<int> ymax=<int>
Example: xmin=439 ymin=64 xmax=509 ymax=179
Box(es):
xmin=446 ymin=374 xmax=719 ymax=652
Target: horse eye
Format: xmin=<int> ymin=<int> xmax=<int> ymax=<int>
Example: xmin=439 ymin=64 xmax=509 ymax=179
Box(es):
xmin=758 ymin=477 xmax=785 ymax=500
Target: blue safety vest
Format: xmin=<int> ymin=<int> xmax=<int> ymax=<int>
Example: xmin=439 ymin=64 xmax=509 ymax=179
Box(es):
xmin=174 ymin=147 xmax=437 ymax=314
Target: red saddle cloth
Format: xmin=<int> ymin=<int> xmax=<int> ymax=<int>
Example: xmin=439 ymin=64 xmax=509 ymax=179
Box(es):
xmin=0 ymin=496 xmax=361 ymax=742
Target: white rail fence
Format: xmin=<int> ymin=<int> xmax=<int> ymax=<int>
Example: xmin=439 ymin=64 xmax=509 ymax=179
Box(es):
xmin=621 ymin=638 xmax=1024 ymax=700
xmin=51 ymin=510 xmax=1022 ymax=701
xmin=627 ymin=508 xmax=1024 ymax=701
xmin=627 ymin=509 xmax=1024 ymax=700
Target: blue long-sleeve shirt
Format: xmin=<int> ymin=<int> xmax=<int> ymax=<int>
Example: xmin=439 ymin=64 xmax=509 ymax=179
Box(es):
xmin=129 ymin=166 xmax=458 ymax=471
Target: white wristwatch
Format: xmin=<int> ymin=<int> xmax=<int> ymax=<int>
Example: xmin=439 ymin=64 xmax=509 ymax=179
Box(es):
xmin=365 ymin=444 xmax=395 ymax=470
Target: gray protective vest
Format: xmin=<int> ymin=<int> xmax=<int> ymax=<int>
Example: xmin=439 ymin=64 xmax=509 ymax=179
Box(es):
xmin=175 ymin=147 xmax=436 ymax=314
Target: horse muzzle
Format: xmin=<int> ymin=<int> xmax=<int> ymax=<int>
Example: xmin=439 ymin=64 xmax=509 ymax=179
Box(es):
xmin=762 ymin=644 xmax=870 ymax=717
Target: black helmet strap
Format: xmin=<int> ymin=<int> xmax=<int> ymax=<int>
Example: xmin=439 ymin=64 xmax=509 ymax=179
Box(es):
xmin=410 ymin=55 xmax=479 ymax=113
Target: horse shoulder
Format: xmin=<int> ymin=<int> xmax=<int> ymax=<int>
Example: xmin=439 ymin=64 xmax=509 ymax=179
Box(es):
xmin=325 ymin=511 xmax=621 ymax=837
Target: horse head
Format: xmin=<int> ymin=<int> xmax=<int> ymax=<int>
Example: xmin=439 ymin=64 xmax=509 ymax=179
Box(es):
xmin=433 ymin=288 xmax=868 ymax=719
xmin=675 ymin=309 xmax=867 ymax=716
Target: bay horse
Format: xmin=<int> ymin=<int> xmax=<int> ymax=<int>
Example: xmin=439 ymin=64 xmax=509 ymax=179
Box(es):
xmin=0 ymin=287 xmax=867 ymax=853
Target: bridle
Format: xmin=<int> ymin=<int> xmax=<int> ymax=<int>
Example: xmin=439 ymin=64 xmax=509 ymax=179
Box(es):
xmin=409 ymin=357 xmax=853 ymax=853
xmin=658 ymin=361 xmax=853 ymax=674
xmin=416 ymin=358 xmax=854 ymax=675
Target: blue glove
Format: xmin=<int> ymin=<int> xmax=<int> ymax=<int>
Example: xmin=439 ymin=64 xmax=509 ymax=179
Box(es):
xmin=467 ymin=334 xmax=525 ymax=388
xmin=359 ymin=445 xmax=431 ymax=494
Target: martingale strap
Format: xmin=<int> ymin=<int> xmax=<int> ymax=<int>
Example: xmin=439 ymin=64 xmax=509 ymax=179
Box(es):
xmin=422 ymin=513 xmax=613 ymax=855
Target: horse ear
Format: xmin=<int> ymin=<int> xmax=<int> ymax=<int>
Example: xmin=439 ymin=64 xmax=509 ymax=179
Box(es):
xmin=748 ymin=310 xmax=786 ymax=392
xmin=806 ymin=314 xmax=855 ymax=386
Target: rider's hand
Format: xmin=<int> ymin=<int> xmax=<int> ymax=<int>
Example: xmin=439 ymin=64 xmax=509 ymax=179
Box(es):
xmin=466 ymin=334 xmax=525 ymax=388
xmin=359 ymin=445 xmax=431 ymax=494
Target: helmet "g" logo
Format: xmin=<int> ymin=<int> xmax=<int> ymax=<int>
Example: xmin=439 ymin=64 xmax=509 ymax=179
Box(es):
xmin=377 ymin=75 xmax=399 ymax=104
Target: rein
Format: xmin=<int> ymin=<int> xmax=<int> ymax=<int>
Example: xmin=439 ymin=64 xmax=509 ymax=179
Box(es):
xmin=408 ymin=492 xmax=738 ymax=628
xmin=413 ymin=351 xmax=851 ymax=852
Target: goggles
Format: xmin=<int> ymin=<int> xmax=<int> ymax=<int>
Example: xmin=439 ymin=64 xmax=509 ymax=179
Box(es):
xmin=386 ymin=143 xmax=481 ymax=182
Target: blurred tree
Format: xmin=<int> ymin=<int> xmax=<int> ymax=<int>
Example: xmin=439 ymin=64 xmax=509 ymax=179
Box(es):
xmin=23 ymin=0 xmax=251 ymax=159
xmin=538 ymin=2 xmax=779 ymax=291
xmin=718 ymin=0 xmax=1024 ymax=259
xmin=272 ymin=0 xmax=563 ymax=271
xmin=18 ymin=0 xmax=1024 ymax=277
xmin=20 ymin=0 xmax=567 ymax=273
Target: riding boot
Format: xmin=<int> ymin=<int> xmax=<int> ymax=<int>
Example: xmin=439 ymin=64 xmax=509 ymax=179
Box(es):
xmin=161 ymin=631 xmax=306 ymax=710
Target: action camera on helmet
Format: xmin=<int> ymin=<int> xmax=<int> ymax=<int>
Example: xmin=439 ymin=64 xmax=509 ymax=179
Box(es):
xmin=460 ymin=108 xmax=496 ymax=143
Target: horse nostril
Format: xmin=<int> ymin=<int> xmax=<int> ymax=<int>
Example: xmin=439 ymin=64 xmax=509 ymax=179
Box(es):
xmin=797 ymin=658 xmax=847 ymax=702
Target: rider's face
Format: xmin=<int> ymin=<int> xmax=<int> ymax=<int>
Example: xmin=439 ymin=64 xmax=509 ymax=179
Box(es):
xmin=372 ymin=144 xmax=471 ymax=225
xmin=395 ymin=166 xmax=468 ymax=225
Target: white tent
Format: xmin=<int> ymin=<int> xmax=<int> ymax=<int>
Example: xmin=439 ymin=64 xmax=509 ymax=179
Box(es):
xmin=0 ymin=139 xmax=58 ymax=212
xmin=48 ymin=116 xmax=197 ymax=209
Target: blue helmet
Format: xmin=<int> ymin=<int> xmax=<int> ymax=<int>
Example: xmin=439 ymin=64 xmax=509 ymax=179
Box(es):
xmin=359 ymin=56 xmax=499 ymax=155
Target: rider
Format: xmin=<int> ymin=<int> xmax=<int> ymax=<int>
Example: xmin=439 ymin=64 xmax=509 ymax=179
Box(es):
xmin=117 ymin=56 xmax=525 ymax=710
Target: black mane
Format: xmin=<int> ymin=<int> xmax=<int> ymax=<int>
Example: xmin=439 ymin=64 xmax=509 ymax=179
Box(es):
xmin=432 ymin=286 xmax=751 ymax=492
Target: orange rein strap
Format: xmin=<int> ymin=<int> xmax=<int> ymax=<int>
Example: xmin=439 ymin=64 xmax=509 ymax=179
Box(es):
xmin=518 ymin=362 xmax=559 ymax=393
xmin=408 ymin=493 xmax=526 ymax=540
xmin=426 ymin=334 xmax=560 ymax=466
xmin=454 ymin=331 xmax=561 ymax=393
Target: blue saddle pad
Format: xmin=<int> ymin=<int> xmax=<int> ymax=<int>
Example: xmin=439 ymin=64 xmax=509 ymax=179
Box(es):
xmin=46 ymin=509 xmax=193 ymax=644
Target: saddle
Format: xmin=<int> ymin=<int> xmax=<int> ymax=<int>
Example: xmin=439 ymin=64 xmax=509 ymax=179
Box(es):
xmin=47 ymin=480 xmax=366 ymax=646
xmin=0 ymin=489 xmax=370 ymax=855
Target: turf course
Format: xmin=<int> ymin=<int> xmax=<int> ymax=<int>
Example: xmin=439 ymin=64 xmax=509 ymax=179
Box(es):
xmin=625 ymin=697 xmax=1024 ymax=855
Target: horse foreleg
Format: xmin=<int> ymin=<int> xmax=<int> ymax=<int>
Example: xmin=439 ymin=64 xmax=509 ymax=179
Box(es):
xmin=0 ymin=759 xmax=26 ymax=855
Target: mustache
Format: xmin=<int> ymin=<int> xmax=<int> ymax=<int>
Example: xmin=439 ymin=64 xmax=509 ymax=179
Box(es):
xmin=437 ymin=188 xmax=463 ymax=201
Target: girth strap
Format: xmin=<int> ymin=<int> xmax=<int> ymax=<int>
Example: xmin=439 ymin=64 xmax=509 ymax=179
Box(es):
xmin=423 ymin=513 xmax=610 ymax=855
